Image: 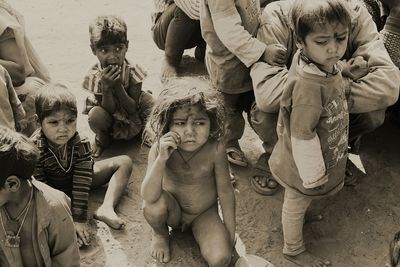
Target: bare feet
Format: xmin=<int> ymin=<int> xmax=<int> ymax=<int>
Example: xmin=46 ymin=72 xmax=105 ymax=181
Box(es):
xmin=284 ymin=251 xmax=331 ymax=267
xmin=94 ymin=206 xmax=125 ymax=230
xmin=161 ymin=58 xmax=178 ymax=83
xmin=151 ymin=232 xmax=170 ymax=263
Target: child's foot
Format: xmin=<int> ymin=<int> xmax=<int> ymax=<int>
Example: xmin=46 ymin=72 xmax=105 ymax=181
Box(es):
xmin=151 ymin=232 xmax=170 ymax=263
xmin=161 ymin=58 xmax=178 ymax=83
xmin=284 ymin=251 xmax=330 ymax=267
xmin=94 ymin=206 xmax=125 ymax=230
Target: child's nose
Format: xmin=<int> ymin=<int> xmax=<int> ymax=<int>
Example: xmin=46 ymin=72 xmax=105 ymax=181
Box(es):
xmin=184 ymin=124 xmax=194 ymax=135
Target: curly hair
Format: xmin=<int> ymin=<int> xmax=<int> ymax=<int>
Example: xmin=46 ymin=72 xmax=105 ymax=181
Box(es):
xmin=146 ymin=77 xmax=225 ymax=143
xmin=0 ymin=126 xmax=39 ymax=187
xmin=89 ymin=15 xmax=128 ymax=47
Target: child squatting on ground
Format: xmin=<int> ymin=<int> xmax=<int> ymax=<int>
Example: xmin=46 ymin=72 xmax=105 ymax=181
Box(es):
xmin=0 ymin=126 xmax=80 ymax=267
xmin=268 ymin=0 xmax=364 ymax=266
xmin=83 ymin=15 xmax=154 ymax=157
xmin=141 ymin=78 xmax=237 ymax=266
xmin=30 ymin=83 xmax=133 ymax=247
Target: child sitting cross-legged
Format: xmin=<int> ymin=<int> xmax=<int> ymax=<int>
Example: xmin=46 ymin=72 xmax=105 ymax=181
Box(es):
xmin=141 ymin=77 xmax=237 ymax=266
xmin=83 ymin=15 xmax=155 ymax=157
xmin=31 ymin=83 xmax=133 ymax=247
xmin=0 ymin=126 xmax=80 ymax=266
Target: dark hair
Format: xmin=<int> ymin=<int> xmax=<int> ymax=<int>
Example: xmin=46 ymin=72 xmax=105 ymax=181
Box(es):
xmin=290 ymin=0 xmax=351 ymax=42
xmin=89 ymin=15 xmax=128 ymax=47
xmin=35 ymin=83 xmax=77 ymax=122
xmin=146 ymin=77 xmax=225 ymax=143
xmin=0 ymin=126 xmax=39 ymax=187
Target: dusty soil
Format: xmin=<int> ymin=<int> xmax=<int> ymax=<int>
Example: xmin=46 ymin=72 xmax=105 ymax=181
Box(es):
xmin=13 ymin=0 xmax=400 ymax=266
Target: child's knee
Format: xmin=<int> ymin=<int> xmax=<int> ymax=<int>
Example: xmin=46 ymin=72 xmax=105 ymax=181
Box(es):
xmin=117 ymin=155 xmax=133 ymax=172
xmin=203 ymin=247 xmax=232 ymax=267
xmin=143 ymin=194 xmax=169 ymax=221
xmin=88 ymin=106 xmax=112 ymax=130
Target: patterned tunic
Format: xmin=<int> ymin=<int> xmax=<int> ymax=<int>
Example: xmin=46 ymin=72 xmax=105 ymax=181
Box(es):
xmin=31 ymin=130 xmax=93 ymax=222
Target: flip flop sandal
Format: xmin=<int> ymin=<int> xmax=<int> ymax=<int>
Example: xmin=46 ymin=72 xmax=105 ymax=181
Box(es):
xmin=226 ymin=147 xmax=248 ymax=167
xmin=250 ymin=168 xmax=279 ymax=196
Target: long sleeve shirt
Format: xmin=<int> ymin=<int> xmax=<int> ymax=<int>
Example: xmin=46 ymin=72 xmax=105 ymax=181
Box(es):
xmin=31 ymin=130 xmax=93 ymax=223
xmin=250 ymin=0 xmax=400 ymax=114
xmin=269 ymin=51 xmax=348 ymax=196
xmin=200 ymin=0 xmax=266 ymax=93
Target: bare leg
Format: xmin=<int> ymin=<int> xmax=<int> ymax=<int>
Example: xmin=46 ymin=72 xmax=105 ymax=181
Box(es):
xmin=143 ymin=191 xmax=181 ymax=263
xmin=92 ymin=155 xmax=132 ymax=229
xmin=192 ymin=205 xmax=233 ymax=267
xmin=161 ymin=56 xmax=178 ymax=83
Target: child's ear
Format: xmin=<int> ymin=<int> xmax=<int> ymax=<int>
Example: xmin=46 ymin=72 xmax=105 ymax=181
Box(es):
xmin=5 ymin=176 xmax=21 ymax=192
xmin=125 ymin=40 xmax=129 ymax=49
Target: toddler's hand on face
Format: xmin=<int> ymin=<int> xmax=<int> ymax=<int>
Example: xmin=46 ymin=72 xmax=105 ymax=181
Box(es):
xmin=262 ymin=44 xmax=287 ymax=66
xmin=100 ymin=65 xmax=122 ymax=90
xmin=158 ymin=131 xmax=181 ymax=161
xmin=341 ymin=56 xmax=369 ymax=81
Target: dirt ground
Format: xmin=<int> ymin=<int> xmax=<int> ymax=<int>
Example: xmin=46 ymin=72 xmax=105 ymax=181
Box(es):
xmin=12 ymin=0 xmax=400 ymax=266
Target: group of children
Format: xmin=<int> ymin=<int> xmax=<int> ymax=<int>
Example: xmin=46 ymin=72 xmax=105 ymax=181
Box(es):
xmin=0 ymin=0 xmax=399 ymax=267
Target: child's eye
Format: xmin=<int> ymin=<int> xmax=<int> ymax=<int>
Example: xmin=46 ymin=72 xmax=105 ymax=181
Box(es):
xmin=100 ymin=48 xmax=107 ymax=53
xmin=115 ymin=47 xmax=121 ymax=52
xmin=175 ymin=122 xmax=185 ymax=126
xmin=66 ymin=118 xmax=76 ymax=124
xmin=337 ymin=37 xmax=347 ymax=42
xmin=195 ymin=122 xmax=205 ymax=126
xmin=315 ymin=41 xmax=327 ymax=45
xmin=48 ymin=121 xmax=58 ymax=125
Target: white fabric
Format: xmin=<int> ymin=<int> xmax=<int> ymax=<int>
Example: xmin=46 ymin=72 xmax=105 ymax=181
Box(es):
xmin=175 ymin=0 xmax=200 ymax=20
xmin=291 ymin=135 xmax=327 ymax=189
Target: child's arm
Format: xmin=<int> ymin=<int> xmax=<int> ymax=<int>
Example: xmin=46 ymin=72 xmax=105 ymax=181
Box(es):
xmin=99 ymin=65 xmax=119 ymax=113
xmin=141 ymin=132 xmax=180 ymax=203
xmin=290 ymin=82 xmax=327 ymax=189
xmin=72 ymin=139 xmax=93 ymax=245
xmin=114 ymin=80 xmax=139 ymax=115
xmin=3 ymin=68 xmax=25 ymax=129
xmin=208 ymin=0 xmax=266 ymax=68
xmin=214 ymin=141 xmax=236 ymax=245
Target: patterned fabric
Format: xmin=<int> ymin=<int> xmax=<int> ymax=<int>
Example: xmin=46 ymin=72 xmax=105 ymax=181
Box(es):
xmin=382 ymin=30 xmax=400 ymax=68
xmin=82 ymin=60 xmax=148 ymax=140
xmin=31 ymin=130 xmax=93 ymax=223
xmin=175 ymin=0 xmax=200 ymax=20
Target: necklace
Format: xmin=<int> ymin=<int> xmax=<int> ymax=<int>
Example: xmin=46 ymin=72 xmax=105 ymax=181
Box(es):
xmin=0 ymin=186 xmax=33 ymax=248
xmin=176 ymin=144 xmax=205 ymax=170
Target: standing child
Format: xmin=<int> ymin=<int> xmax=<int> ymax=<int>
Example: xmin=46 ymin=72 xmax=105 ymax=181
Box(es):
xmin=0 ymin=65 xmax=25 ymax=131
xmin=268 ymin=0 xmax=362 ymax=266
xmin=141 ymin=78 xmax=236 ymax=266
xmin=0 ymin=126 xmax=80 ymax=267
xmin=83 ymin=15 xmax=154 ymax=157
xmin=31 ymin=84 xmax=132 ymax=247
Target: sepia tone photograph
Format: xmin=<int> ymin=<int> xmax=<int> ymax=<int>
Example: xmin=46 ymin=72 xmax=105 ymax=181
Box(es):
xmin=0 ymin=0 xmax=399 ymax=266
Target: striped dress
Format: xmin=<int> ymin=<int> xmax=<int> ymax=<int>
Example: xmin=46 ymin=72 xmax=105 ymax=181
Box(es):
xmin=31 ymin=130 xmax=93 ymax=223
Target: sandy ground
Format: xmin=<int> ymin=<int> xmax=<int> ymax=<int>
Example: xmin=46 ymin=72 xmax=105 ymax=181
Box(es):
xmin=12 ymin=0 xmax=400 ymax=266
